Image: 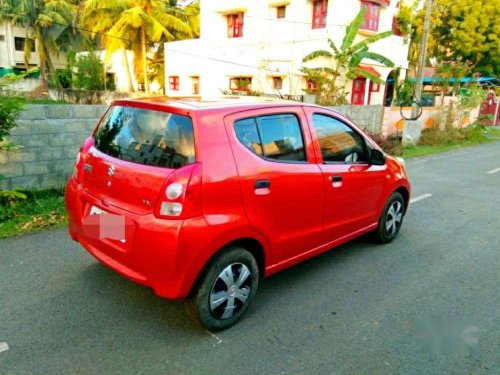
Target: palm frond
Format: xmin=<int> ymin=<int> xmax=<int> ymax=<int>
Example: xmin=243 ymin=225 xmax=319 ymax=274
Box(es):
xmin=350 ymin=67 xmax=384 ymax=84
xmin=357 ymin=51 xmax=395 ymax=67
xmin=302 ymin=50 xmax=333 ymax=62
xmin=350 ymin=30 xmax=393 ymax=53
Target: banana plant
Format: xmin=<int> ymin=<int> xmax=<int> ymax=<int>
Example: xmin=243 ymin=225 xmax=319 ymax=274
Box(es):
xmin=302 ymin=7 xmax=395 ymax=105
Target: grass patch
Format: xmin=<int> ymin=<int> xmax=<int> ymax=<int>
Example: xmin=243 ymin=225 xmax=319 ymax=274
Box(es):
xmin=383 ymin=126 xmax=500 ymax=159
xmin=0 ymin=189 xmax=67 ymax=239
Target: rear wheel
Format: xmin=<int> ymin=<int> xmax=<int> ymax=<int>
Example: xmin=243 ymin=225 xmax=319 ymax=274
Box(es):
xmin=186 ymin=247 xmax=259 ymax=331
xmin=375 ymin=192 xmax=405 ymax=243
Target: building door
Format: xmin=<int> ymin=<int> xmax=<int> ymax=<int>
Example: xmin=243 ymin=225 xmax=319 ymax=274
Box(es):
xmin=352 ymin=78 xmax=366 ymax=105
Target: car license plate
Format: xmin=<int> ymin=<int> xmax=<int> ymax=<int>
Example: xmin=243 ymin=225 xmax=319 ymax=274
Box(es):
xmin=87 ymin=205 xmax=126 ymax=243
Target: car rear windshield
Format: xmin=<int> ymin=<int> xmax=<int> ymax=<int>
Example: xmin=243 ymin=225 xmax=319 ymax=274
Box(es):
xmin=93 ymin=105 xmax=195 ymax=168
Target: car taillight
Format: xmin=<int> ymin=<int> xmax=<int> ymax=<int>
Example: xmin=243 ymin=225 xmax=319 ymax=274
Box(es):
xmin=72 ymin=151 xmax=82 ymax=181
xmin=72 ymin=137 xmax=94 ymax=183
xmin=154 ymin=163 xmax=202 ymax=220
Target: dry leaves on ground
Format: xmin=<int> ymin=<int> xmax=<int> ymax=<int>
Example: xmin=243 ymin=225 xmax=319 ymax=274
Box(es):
xmin=21 ymin=211 xmax=66 ymax=231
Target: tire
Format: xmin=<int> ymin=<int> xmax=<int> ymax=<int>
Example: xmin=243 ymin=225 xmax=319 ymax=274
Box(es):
xmin=374 ymin=192 xmax=405 ymax=244
xmin=185 ymin=247 xmax=259 ymax=331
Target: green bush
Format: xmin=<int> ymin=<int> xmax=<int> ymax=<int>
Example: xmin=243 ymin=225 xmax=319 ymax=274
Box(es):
xmin=74 ymin=52 xmax=105 ymax=91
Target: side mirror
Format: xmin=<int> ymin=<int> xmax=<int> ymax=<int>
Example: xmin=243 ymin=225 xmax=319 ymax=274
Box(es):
xmin=369 ymin=149 xmax=386 ymax=165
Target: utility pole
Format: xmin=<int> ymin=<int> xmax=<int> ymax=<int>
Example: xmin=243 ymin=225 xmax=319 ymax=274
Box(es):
xmin=412 ymin=0 xmax=433 ymax=118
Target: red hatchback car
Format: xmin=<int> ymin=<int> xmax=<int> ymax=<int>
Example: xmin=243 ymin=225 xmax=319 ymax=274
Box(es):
xmin=66 ymin=97 xmax=410 ymax=330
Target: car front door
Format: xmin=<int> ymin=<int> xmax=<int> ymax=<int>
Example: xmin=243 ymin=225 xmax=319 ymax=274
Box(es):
xmin=303 ymin=107 xmax=387 ymax=243
xmin=224 ymin=107 xmax=324 ymax=266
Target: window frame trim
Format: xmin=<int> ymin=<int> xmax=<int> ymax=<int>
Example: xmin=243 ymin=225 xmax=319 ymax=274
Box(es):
xmin=311 ymin=0 xmax=328 ymax=29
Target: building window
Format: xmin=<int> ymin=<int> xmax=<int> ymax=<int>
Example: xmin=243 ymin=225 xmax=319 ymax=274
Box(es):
xmin=227 ymin=13 xmax=244 ymax=38
xmin=14 ymin=37 xmax=35 ymax=52
xmin=312 ymin=0 xmax=328 ymax=29
xmin=306 ymin=79 xmax=318 ymax=93
xmin=230 ymin=77 xmax=252 ymax=92
xmin=272 ymin=77 xmax=283 ymax=90
xmin=360 ymin=1 xmax=381 ymax=32
xmin=0 ymin=35 xmax=5 ymax=42
xmin=169 ymin=76 xmax=179 ymax=91
xmin=371 ymin=82 xmax=380 ymax=92
xmin=191 ymin=76 xmax=200 ymax=95
xmin=276 ymin=5 xmax=286 ymax=19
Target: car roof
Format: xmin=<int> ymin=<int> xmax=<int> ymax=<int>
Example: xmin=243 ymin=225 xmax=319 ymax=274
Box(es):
xmin=113 ymin=95 xmax=317 ymax=112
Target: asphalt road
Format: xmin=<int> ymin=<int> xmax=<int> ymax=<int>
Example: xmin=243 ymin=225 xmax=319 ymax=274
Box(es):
xmin=1 ymin=142 xmax=500 ymax=375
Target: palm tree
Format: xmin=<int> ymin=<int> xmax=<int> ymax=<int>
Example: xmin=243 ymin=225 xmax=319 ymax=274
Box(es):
xmin=0 ymin=0 xmax=76 ymax=90
xmin=302 ymin=7 xmax=395 ymax=105
xmin=80 ymin=0 xmax=194 ymax=94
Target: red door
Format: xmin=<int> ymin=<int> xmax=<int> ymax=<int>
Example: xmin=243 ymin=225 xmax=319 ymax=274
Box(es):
xmin=224 ymin=107 xmax=324 ymax=266
xmin=351 ymin=78 xmax=373 ymax=105
xmin=303 ymin=107 xmax=386 ymax=242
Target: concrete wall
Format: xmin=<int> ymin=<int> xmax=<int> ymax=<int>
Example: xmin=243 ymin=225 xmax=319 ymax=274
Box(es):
xmin=330 ymin=105 xmax=385 ymax=135
xmin=0 ymin=105 xmax=106 ymax=191
xmin=0 ymin=103 xmax=384 ymax=191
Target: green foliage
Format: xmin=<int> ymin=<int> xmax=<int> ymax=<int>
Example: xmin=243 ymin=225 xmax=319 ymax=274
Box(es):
xmin=394 ymin=0 xmax=417 ymax=43
xmin=0 ymin=181 xmax=28 ymax=222
xmin=0 ymin=189 xmax=67 ymax=237
xmin=301 ymin=7 xmax=394 ymax=105
xmin=74 ymin=52 xmax=105 ymax=91
xmin=412 ymin=0 xmax=500 ymax=76
xmin=0 ymin=96 xmax=24 ymax=150
xmin=459 ymin=83 xmax=487 ymax=109
xmin=434 ymin=58 xmax=474 ymax=95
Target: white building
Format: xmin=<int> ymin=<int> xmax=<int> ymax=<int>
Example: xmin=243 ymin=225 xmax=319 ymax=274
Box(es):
xmin=0 ymin=21 xmax=66 ymax=78
xmin=164 ymin=0 xmax=409 ymax=105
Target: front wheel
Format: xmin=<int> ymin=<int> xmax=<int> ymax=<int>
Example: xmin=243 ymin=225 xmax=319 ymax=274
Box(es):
xmin=375 ymin=192 xmax=405 ymax=243
xmin=186 ymin=247 xmax=259 ymax=331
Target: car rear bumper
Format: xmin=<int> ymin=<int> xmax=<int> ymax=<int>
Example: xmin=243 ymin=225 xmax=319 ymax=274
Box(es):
xmin=65 ymin=178 xmax=205 ymax=299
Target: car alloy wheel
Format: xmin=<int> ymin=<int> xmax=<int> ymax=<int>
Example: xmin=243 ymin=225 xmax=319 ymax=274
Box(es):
xmin=385 ymin=200 xmax=403 ymax=237
xmin=209 ymin=263 xmax=252 ymax=320
xmin=186 ymin=247 xmax=259 ymax=331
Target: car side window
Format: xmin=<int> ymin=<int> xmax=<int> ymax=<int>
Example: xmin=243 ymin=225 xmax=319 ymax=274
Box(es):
xmin=311 ymin=114 xmax=368 ymax=163
xmin=234 ymin=114 xmax=307 ymax=162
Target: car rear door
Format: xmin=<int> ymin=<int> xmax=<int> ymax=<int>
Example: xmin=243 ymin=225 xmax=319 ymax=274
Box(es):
xmin=224 ymin=106 xmax=324 ymax=266
xmin=303 ymin=107 xmax=387 ymax=242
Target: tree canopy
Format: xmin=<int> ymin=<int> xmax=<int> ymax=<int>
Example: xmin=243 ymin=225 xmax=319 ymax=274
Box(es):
xmin=413 ymin=0 xmax=500 ymax=76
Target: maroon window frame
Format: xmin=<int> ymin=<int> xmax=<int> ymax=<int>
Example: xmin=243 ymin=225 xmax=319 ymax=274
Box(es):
xmin=306 ymin=79 xmax=318 ymax=93
xmin=277 ymin=5 xmax=286 ymax=19
xmin=227 ymin=13 xmax=244 ymax=38
xmin=272 ymin=77 xmax=283 ymax=90
xmin=169 ymin=76 xmax=179 ymax=91
xmin=360 ymin=1 xmax=380 ymax=32
xmin=230 ymin=77 xmax=252 ymax=92
xmin=312 ymin=0 xmax=328 ymax=29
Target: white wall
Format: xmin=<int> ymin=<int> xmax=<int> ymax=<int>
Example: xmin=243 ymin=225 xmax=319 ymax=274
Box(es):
xmin=0 ymin=21 xmax=66 ymax=71
xmin=165 ymin=0 xmax=410 ymax=104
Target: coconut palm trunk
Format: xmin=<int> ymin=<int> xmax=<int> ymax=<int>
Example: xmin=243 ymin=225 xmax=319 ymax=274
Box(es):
xmin=121 ymin=48 xmax=135 ymax=92
xmin=141 ymin=26 xmax=149 ymax=94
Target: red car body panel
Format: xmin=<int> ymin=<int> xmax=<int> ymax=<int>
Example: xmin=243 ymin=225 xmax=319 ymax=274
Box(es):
xmin=65 ymin=97 xmax=410 ymax=299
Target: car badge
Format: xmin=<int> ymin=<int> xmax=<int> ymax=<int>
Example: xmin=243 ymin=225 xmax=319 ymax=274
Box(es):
xmin=108 ymin=165 xmax=115 ymax=177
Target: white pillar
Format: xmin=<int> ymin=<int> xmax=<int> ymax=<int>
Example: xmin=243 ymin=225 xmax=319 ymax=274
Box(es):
xmin=363 ymin=79 xmax=371 ymax=105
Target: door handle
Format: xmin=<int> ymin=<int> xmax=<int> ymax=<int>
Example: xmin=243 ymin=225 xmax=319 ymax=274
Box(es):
xmin=254 ymin=179 xmax=271 ymax=189
xmin=330 ymin=175 xmax=342 ymax=182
